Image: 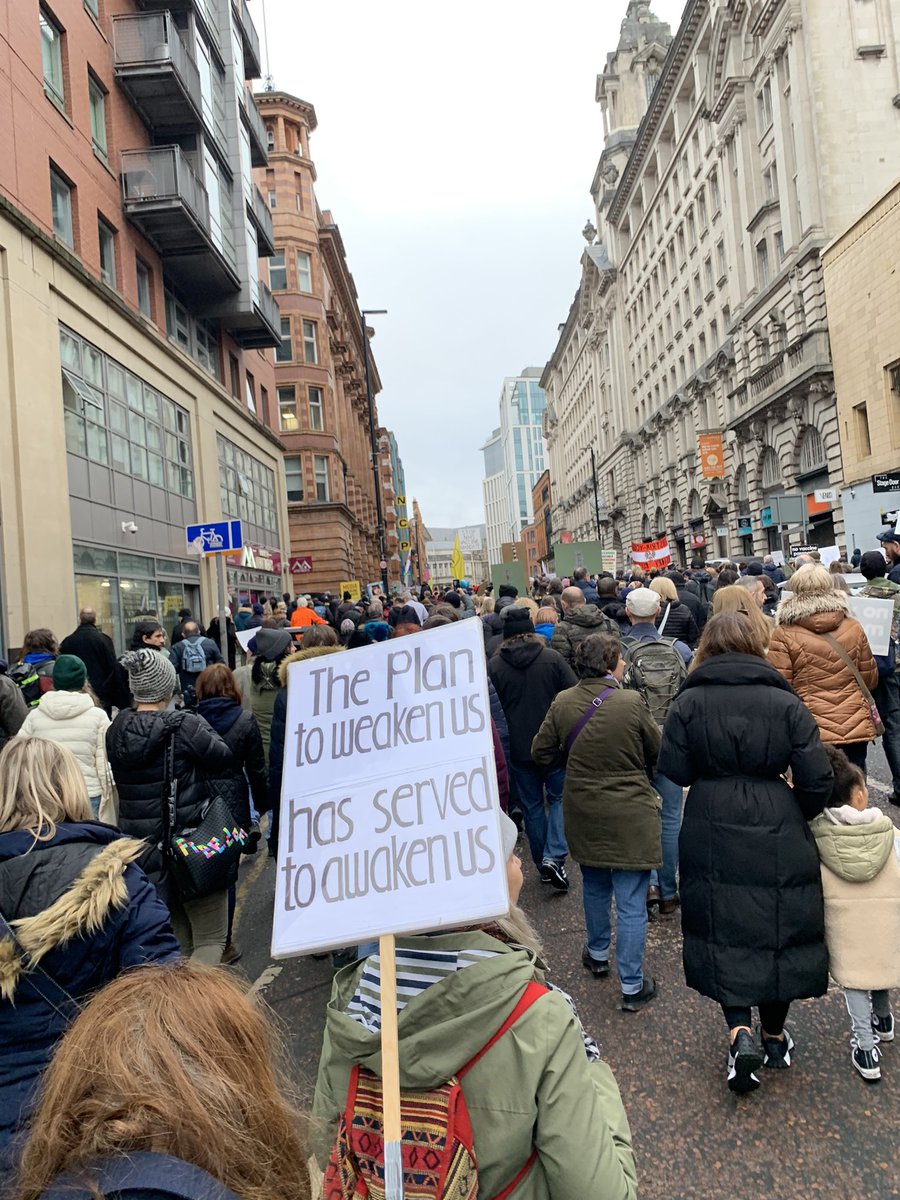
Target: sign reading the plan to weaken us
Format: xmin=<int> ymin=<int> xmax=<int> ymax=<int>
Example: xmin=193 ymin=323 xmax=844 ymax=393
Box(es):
xmin=270 ymin=618 xmax=509 ymax=958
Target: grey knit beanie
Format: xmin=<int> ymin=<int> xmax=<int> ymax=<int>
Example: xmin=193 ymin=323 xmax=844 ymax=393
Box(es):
xmin=120 ymin=648 xmax=177 ymax=703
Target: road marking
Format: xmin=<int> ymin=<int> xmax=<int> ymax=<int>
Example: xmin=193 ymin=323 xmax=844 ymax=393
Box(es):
xmin=869 ymin=777 xmax=890 ymax=795
xmin=236 ymin=844 xmax=270 ymax=907
xmin=249 ymin=963 xmax=282 ymax=997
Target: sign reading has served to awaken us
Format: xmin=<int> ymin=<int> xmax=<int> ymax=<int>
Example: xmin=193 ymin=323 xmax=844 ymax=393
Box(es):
xmin=271 ymin=619 xmax=508 ymax=958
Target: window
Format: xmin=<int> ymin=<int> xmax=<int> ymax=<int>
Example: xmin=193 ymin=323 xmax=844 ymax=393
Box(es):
xmin=87 ymin=74 xmax=107 ymax=161
xmin=245 ymin=372 xmax=256 ymax=415
xmin=267 ymin=190 xmax=276 ymax=209
xmin=697 ymin=188 xmax=707 ymax=229
xmin=757 ymin=79 xmax=773 ymax=130
xmin=285 ymin=455 xmax=303 ymax=502
xmin=266 ymin=125 xmax=275 ymax=151
xmin=774 ymin=229 xmax=785 ymax=261
xmin=50 ymin=166 xmax=74 ymax=247
xmin=40 ymin=7 xmax=65 ymax=108
xmin=217 ymin=434 xmax=278 ymax=547
xmin=302 ymin=320 xmax=317 ymax=364
xmin=164 ymin=289 xmax=190 ymax=352
xmin=294 ymin=174 xmax=303 ymax=210
xmin=84 ymin=0 xmax=99 ymax=17
xmin=799 ymin=425 xmax=826 ymax=475
xmin=854 ymin=404 xmax=871 ymax=458
xmin=756 ymin=238 xmax=770 ymax=287
xmin=314 ymin=455 xmax=330 ymax=502
xmin=297 ymin=250 xmax=312 ymax=293
xmin=259 ymin=386 xmax=269 ymax=427
xmin=308 ymin=385 xmax=323 ymax=430
xmin=276 ymin=316 xmax=292 ymax=362
xmin=278 ymin=385 xmax=298 ymax=431
xmin=136 ymin=258 xmax=152 ymax=317
xmin=269 ymin=250 xmax=286 ymax=291
xmin=760 ymin=447 xmax=780 ymax=488
xmin=229 ymin=354 xmax=240 ymax=399
xmin=98 ymin=217 xmax=116 ymax=286
xmin=763 ymin=162 xmax=779 ymax=201
xmin=716 ymin=238 xmax=726 ymax=280
xmin=195 ymin=319 xmax=219 ymax=380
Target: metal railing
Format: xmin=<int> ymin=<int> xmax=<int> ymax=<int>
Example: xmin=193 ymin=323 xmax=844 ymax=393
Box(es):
xmin=241 ymin=86 xmax=268 ymax=154
xmin=251 ymin=186 xmax=274 ymax=243
xmin=255 ymin=280 xmax=280 ymax=332
xmin=112 ymin=13 xmax=202 ymax=111
xmin=236 ymin=0 xmax=261 ymax=74
xmin=121 ymin=145 xmax=210 ymax=231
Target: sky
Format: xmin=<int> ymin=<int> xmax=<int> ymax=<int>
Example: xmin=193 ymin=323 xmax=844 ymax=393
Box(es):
xmin=261 ymin=0 xmax=686 ymax=527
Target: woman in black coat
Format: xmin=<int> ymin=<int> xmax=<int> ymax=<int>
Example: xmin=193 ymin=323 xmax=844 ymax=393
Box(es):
xmin=657 ymin=612 xmax=833 ymax=1095
xmin=649 ymin=577 xmax=700 ymax=647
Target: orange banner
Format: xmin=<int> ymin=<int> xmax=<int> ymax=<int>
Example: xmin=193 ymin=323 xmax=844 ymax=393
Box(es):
xmin=698 ymin=432 xmax=725 ymax=478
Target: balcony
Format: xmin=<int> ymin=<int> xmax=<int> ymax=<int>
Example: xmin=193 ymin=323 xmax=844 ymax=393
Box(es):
xmin=113 ymin=13 xmax=202 ymax=134
xmin=235 ymin=0 xmax=262 ymax=79
xmin=211 ymin=280 xmax=281 ymax=349
xmin=249 ymin=186 xmax=275 ymax=256
xmin=121 ymin=146 xmax=240 ymax=299
xmin=134 ymin=0 xmax=220 ymax=54
xmin=242 ymin=88 xmax=268 ymax=166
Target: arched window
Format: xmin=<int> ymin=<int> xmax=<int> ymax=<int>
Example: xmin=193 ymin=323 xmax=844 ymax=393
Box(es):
xmin=735 ymin=464 xmax=749 ymax=503
xmin=642 ymin=514 xmax=651 ymax=540
xmin=654 ymin=506 xmax=666 ymax=534
xmin=688 ymin=489 xmax=702 ymax=520
xmin=799 ymin=425 xmax=826 ymax=475
xmin=760 ymin=446 xmax=780 ymax=489
xmin=670 ymin=499 xmax=683 ymax=526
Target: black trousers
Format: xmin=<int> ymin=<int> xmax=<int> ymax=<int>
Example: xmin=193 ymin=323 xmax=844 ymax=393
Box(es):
xmin=833 ymin=741 xmax=868 ymax=772
xmin=722 ymin=1002 xmax=790 ymax=1036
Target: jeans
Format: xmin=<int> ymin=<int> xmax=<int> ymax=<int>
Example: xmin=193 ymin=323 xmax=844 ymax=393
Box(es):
xmin=722 ymin=1002 xmax=790 ymax=1036
xmin=874 ymin=672 xmax=900 ymax=796
xmin=169 ymin=889 xmax=228 ymax=965
xmin=649 ymin=774 xmax=682 ymax=900
xmin=508 ymin=762 xmax=567 ymax=867
xmin=844 ymin=988 xmax=892 ymax=1052
xmin=88 ymin=795 xmax=101 ymax=819
xmin=580 ymin=866 xmax=650 ymax=994
xmin=834 ymin=741 xmax=868 ymax=773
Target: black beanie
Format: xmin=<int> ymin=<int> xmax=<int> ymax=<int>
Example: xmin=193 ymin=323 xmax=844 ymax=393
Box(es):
xmin=860 ymin=550 xmax=888 ymax=580
xmin=502 ymin=606 xmax=533 ymax=639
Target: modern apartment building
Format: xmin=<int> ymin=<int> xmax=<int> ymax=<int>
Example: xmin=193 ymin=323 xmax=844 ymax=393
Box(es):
xmin=254 ymin=90 xmax=386 ymax=595
xmin=543 ymin=0 xmax=900 ymax=566
xmin=481 ymin=369 xmax=548 ymax=565
xmin=0 ymin=0 xmax=288 ymax=654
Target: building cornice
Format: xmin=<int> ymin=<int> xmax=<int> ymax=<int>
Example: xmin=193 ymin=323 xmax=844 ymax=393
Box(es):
xmin=254 ymin=90 xmax=318 ymax=131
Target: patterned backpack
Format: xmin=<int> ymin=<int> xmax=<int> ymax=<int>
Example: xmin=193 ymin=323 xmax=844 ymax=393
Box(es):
xmin=324 ymin=981 xmax=547 ymax=1200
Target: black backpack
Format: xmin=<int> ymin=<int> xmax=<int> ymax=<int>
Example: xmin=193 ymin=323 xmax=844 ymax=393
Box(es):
xmin=9 ymin=660 xmax=54 ymax=707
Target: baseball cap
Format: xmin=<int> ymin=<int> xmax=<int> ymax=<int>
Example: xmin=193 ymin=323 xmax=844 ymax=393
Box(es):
xmin=625 ymin=587 xmax=661 ymax=618
xmin=876 ymin=529 xmax=900 ymax=544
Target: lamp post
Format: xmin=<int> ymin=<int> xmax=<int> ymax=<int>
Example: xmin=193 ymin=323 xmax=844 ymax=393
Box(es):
xmin=361 ymin=308 xmax=389 ymax=593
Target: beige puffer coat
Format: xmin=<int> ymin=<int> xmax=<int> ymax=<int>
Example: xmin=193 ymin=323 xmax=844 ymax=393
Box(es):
xmin=768 ymin=592 xmax=878 ymax=744
xmin=810 ymin=809 xmax=900 ymax=990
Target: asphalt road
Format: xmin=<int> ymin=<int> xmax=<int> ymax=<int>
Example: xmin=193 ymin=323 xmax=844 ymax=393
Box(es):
xmin=233 ymin=743 xmax=900 ymax=1200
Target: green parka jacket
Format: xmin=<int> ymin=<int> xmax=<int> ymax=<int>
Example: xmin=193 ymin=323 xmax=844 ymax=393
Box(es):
xmin=531 ymin=678 xmax=661 ymax=871
xmin=311 ymin=930 xmax=637 ymax=1200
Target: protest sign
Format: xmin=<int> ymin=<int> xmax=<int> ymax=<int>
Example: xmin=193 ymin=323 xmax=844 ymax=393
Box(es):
xmin=818 ymin=545 xmax=841 ymax=567
xmin=271 ymin=618 xmax=509 ymax=958
xmin=848 ymin=596 xmax=894 ymax=656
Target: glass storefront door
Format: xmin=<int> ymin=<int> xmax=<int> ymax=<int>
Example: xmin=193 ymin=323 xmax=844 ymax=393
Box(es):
xmin=74 ymin=575 xmax=121 ymax=646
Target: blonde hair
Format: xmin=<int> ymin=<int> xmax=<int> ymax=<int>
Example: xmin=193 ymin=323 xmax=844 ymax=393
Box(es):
xmin=16 ymin=961 xmax=309 ymax=1200
xmin=517 ymin=597 xmax=539 ymax=618
xmin=496 ymin=904 xmax=544 ymax=959
xmin=480 ymin=596 xmax=495 ymax=615
xmin=711 ymin=585 xmax=771 ymax=647
xmin=649 ymin=576 xmax=678 ymax=603
xmin=0 ymin=738 xmax=91 ymax=841
xmin=535 ymin=606 xmax=558 ymax=626
xmin=789 ymin=563 xmax=834 ymax=596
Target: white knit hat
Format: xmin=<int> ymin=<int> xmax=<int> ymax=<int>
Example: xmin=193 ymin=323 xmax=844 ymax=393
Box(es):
xmin=119 ymin=648 xmax=177 ymax=703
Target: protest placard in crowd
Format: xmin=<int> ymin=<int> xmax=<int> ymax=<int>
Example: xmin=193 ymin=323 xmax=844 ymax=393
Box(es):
xmin=271 ymin=618 xmax=508 ymax=958
xmin=848 ymin=595 xmax=894 ymax=656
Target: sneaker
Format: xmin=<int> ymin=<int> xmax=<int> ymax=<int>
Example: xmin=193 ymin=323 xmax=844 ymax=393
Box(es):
xmin=727 ymin=1029 xmax=763 ymax=1094
xmin=851 ymin=1043 xmax=882 ymax=1083
xmin=621 ymin=975 xmax=657 ymax=1012
xmin=540 ymin=859 xmax=569 ymax=892
xmin=582 ymin=946 xmax=610 ymax=979
xmin=221 ymin=941 xmax=242 ymax=966
xmin=873 ymin=1011 xmax=895 ymax=1043
xmin=762 ymin=1027 xmax=794 ymax=1069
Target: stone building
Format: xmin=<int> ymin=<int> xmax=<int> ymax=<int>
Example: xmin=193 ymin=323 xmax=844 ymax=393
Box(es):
xmin=255 ymin=90 xmax=384 ymax=595
xmin=531 ymin=470 xmax=553 ymax=566
xmin=425 ymin=527 xmax=489 ymax=589
xmin=544 ymin=0 xmax=900 ymax=566
xmin=409 ymin=498 xmax=430 ymax=586
xmin=378 ymin=427 xmax=410 ymax=590
xmin=823 ymin=180 xmax=900 ymax=551
xmin=0 ymin=0 xmax=289 ymax=654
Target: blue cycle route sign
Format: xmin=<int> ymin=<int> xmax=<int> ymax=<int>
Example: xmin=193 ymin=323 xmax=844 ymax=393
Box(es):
xmin=186 ymin=520 xmax=243 ymax=556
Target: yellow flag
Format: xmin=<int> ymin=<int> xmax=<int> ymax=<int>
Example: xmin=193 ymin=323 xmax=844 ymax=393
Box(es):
xmin=451 ymin=535 xmax=466 ymax=581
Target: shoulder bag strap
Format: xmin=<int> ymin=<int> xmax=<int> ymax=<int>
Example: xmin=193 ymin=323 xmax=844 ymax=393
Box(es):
xmin=819 ymin=631 xmax=884 ymax=736
xmin=564 ymin=685 xmax=617 ymax=755
xmin=0 ymin=906 xmax=79 ymax=1020
xmin=161 ymin=726 xmax=177 ymax=847
xmin=658 ymin=603 xmax=672 ymax=636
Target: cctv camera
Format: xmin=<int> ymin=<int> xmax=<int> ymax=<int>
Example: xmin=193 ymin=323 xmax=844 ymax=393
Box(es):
xmin=121 ymin=521 xmax=138 ymax=535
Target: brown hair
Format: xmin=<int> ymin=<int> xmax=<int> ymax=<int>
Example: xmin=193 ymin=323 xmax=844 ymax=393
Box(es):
xmin=301 ymin=625 xmax=339 ymax=648
xmin=22 ymin=628 xmax=57 ymax=656
xmin=691 ymin=611 xmax=768 ymax=668
xmin=16 ymin=962 xmax=309 ymax=1200
xmin=194 ymin=662 xmax=242 ymax=704
xmin=823 ymin=744 xmax=863 ymax=807
xmin=711 ymin=585 xmax=771 ymax=648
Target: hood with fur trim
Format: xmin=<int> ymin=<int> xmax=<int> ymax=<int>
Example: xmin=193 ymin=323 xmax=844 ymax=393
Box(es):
xmin=775 ymin=588 xmax=852 ymax=628
xmin=0 ymin=829 xmax=144 ymax=1002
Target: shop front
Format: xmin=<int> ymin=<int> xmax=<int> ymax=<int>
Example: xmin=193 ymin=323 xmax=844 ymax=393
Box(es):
xmin=226 ymin=544 xmax=284 ymax=604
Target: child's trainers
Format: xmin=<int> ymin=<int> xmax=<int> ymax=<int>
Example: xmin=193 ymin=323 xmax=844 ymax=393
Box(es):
xmin=872 ymin=1011 xmax=894 ymax=1043
xmin=851 ymin=1042 xmax=882 ymax=1082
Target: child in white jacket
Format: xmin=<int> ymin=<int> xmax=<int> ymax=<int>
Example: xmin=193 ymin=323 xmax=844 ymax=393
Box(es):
xmin=811 ymin=745 xmax=900 ymax=1082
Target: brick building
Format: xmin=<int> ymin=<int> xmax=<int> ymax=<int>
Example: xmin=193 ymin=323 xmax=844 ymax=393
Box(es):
xmin=254 ymin=89 xmax=385 ymax=595
xmin=531 ymin=469 xmax=552 ymax=566
xmin=379 ymin=427 xmax=410 ymax=590
xmin=0 ymin=0 xmax=288 ymax=654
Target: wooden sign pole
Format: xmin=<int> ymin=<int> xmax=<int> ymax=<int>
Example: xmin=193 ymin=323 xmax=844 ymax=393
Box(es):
xmin=379 ymin=933 xmax=404 ymax=1200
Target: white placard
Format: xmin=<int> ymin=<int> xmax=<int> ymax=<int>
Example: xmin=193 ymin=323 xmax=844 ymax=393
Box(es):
xmin=271 ymin=619 xmax=508 ymax=958
xmin=771 ymin=551 xmax=785 ymax=566
xmin=818 ymin=545 xmax=841 ymax=567
xmin=848 ymin=596 xmax=894 ymax=656
xmin=236 ymin=627 xmax=257 ymax=653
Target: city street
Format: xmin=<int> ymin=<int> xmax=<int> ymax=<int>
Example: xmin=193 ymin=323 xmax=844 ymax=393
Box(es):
xmin=235 ymin=745 xmax=900 ymax=1200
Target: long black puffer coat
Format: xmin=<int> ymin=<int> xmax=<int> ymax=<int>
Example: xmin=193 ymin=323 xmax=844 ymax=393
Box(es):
xmin=657 ymin=652 xmax=833 ymax=1007
xmin=196 ymin=697 xmax=268 ymax=832
xmin=106 ymin=708 xmax=232 ymax=882
xmin=655 ymin=599 xmax=700 ymax=648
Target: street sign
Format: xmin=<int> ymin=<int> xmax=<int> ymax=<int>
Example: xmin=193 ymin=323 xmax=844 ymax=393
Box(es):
xmin=873 ymin=473 xmax=900 ymax=493
xmin=397 ymin=517 xmax=409 ymax=528
xmin=186 ymin=520 xmax=242 ymax=556
xmin=399 ymin=540 xmax=410 ymax=551
xmin=814 ymin=488 xmax=838 ymax=504
xmin=288 ymin=556 xmax=313 ymax=574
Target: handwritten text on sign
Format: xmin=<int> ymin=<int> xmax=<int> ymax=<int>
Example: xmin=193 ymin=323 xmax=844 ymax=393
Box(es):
xmin=271 ymin=619 xmax=508 ymax=958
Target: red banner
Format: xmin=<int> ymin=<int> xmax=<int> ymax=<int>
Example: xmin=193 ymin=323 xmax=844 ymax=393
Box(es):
xmin=631 ymin=538 xmax=672 ymax=569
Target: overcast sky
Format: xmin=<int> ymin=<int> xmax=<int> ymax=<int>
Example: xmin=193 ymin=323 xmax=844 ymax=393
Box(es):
xmin=261 ymin=0 xmax=685 ymax=528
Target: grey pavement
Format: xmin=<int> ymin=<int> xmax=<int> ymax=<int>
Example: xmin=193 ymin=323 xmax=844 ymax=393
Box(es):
xmin=233 ymin=742 xmax=900 ymax=1199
